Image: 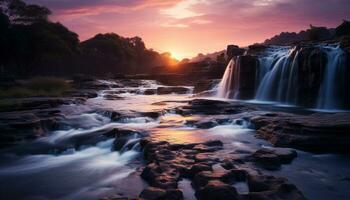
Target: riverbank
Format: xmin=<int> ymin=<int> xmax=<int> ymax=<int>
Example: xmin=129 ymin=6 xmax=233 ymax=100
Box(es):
xmin=0 ymin=78 xmax=349 ymax=200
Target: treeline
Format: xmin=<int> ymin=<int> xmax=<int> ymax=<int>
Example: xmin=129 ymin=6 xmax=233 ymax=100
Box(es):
xmin=264 ymin=21 xmax=350 ymax=45
xmin=0 ymin=0 xmax=177 ymax=78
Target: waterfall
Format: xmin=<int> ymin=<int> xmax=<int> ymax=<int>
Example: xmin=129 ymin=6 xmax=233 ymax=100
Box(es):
xmin=216 ymin=57 xmax=241 ymax=98
xmin=216 ymin=44 xmax=348 ymax=110
xmin=317 ymin=45 xmax=347 ymax=109
xmin=255 ymin=46 xmax=299 ymax=104
xmin=216 ymin=58 xmax=234 ymax=98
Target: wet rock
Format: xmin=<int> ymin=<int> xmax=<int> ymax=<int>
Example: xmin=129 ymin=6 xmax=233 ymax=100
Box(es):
xmin=204 ymin=140 xmax=223 ymax=147
xmin=251 ymin=147 xmax=297 ymax=170
xmin=101 ymin=196 xmax=129 ymax=200
xmin=247 ymin=174 xmax=305 ymax=200
xmin=156 ymin=87 xmax=190 ymax=95
xmin=250 ymin=112 xmax=350 ymax=153
xmin=195 ymin=121 xmax=217 ymax=129
xmin=65 ymin=89 xmax=98 ymax=99
xmin=0 ymin=108 xmax=64 ymax=148
xmin=144 ymin=89 xmax=157 ymax=95
xmin=195 ymin=180 xmax=239 ymax=200
xmin=234 ymin=55 xmax=259 ymax=99
xmin=140 ymin=111 xmax=161 ymax=119
xmin=193 ymin=79 xmax=220 ymax=94
xmin=140 ymin=187 xmax=167 ymax=200
xmin=193 ymin=144 xmax=222 ymax=153
xmin=141 ymin=162 xmax=179 ymax=189
xmin=187 ymin=163 xmax=212 ymax=178
xmin=111 ymin=129 xmax=141 ymax=151
xmin=194 ymin=153 xmax=218 ymax=162
xmin=104 ymin=94 xmax=124 ymax=100
xmin=139 ymin=187 xmax=183 ymax=200
xmin=177 ymin=99 xmax=255 ymax=115
xmin=97 ymin=109 xmax=122 ymax=121
xmin=164 ymin=189 xmax=183 ymax=200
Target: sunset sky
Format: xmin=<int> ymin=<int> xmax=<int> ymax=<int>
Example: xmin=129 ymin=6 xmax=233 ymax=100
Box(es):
xmin=26 ymin=0 xmax=350 ymax=59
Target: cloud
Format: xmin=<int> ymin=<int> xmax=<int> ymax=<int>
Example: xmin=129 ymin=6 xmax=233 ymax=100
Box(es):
xmin=25 ymin=0 xmax=182 ymax=16
xmin=24 ymin=0 xmax=350 ymax=57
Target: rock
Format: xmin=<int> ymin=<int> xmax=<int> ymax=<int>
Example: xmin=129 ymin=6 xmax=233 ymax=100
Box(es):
xmin=247 ymin=174 xmax=305 ymax=200
xmin=195 ymin=180 xmax=239 ymax=200
xmin=164 ymin=189 xmax=183 ymax=200
xmin=193 ymin=144 xmax=222 ymax=153
xmin=192 ymin=171 xmax=227 ymax=189
xmin=141 ymin=163 xmax=179 ymax=189
xmin=204 ymin=140 xmax=223 ymax=147
xmin=297 ymin=45 xmax=327 ymax=107
xmin=227 ymin=45 xmax=245 ymax=60
xmin=187 ymin=163 xmax=212 ymax=178
xmin=195 ymin=121 xmax=217 ymax=129
xmin=193 ymin=79 xmax=220 ymax=94
xmin=144 ymin=89 xmax=157 ymax=95
xmin=139 ymin=187 xmax=183 ymax=200
xmin=246 ymin=44 xmax=268 ymax=55
xmin=104 ymin=94 xmax=124 ymax=100
xmin=235 ymin=55 xmax=258 ymax=99
xmin=250 ymin=112 xmax=350 ymax=153
xmin=156 ymin=87 xmax=190 ymax=95
xmin=251 ymin=147 xmax=297 ymax=170
xmin=0 ymin=108 xmax=64 ymax=148
xmin=177 ymin=99 xmax=255 ymax=115
xmin=139 ymin=187 xmax=167 ymax=200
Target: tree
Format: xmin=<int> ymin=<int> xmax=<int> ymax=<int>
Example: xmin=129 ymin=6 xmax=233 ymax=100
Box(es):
xmin=1 ymin=0 xmax=51 ymax=24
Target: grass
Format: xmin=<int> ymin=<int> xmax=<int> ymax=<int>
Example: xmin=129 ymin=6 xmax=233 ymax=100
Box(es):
xmin=0 ymin=77 xmax=71 ymax=98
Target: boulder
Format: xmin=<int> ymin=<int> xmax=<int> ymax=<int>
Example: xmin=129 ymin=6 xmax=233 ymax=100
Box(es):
xmin=195 ymin=180 xmax=239 ymax=200
xmin=247 ymin=174 xmax=305 ymax=200
xmin=139 ymin=187 xmax=167 ymax=200
xmin=251 ymin=148 xmax=297 ymax=170
xmin=156 ymin=87 xmax=190 ymax=95
xmin=227 ymin=45 xmax=245 ymax=60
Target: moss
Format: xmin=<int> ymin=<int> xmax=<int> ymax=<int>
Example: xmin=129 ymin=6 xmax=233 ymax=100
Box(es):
xmin=0 ymin=77 xmax=71 ymax=98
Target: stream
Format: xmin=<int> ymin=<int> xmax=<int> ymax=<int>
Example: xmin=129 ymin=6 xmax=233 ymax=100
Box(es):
xmin=0 ymin=80 xmax=349 ymax=200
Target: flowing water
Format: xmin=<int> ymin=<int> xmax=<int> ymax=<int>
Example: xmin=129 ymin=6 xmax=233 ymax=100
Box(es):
xmin=217 ymin=44 xmax=348 ymax=110
xmin=0 ymin=80 xmax=349 ymax=200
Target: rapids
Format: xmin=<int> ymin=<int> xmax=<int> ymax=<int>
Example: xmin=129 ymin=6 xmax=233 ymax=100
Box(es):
xmin=0 ymin=80 xmax=349 ymax=200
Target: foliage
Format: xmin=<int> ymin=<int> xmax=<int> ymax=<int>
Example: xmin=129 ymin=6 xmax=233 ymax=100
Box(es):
xmin=0 ymin=0 xmax=177 ymax=77
xmin=0 ymin=77 xmax=71 ymax=98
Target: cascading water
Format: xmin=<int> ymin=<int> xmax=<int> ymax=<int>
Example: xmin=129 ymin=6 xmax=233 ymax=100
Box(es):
xmin=217 ymin=44 xmax=348 ymax=110
xmin=216 ymin=57 xmax=241 ymax=98
xmin=217 ymin=58 xmax=234 ymax=98
xmin=317 ymin=45 xmax=347 ymax=109
xmin=255 ymin=46 xmax=299 ymax=104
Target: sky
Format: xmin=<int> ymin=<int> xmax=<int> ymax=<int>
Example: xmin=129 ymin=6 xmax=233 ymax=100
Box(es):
xmin=26 ymin=0 xmax=350 ymax=59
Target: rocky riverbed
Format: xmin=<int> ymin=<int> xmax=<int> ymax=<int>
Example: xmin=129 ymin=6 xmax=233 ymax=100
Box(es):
xmin=0 ymin=79 xmax=349 ymax=200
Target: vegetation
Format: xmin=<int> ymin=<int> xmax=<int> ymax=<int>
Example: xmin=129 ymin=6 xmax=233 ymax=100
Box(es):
xmin=0 ymin=0 xmax=177 ymax=78
xmin=0 ymin=77 xmax=71 ymax=98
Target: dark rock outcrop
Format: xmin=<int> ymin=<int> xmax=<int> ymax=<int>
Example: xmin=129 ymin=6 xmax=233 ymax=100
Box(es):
xmin=251 ymin=148 xmax=297 ymax=170
xmin=250 ymin=112 xmax=350 ymax=153
xmin=227 ymin=45 xmax=245 ymax=60
xmin=156 ymin=87 xmax=190 ymax=95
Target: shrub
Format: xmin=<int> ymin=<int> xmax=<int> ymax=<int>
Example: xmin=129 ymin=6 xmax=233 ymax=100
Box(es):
xmin=0 ymin=77 xmax=71 ymax=98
